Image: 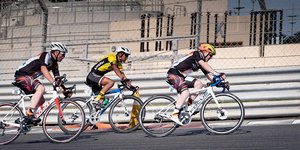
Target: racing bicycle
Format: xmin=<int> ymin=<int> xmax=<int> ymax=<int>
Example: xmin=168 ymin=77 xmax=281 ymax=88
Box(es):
xmin=138 ymin=75 xmax=245 ymax=137
xmin=60 ymin=82 xmax=143 ymax=133
xmin=0 ymin=75 xmax=86 ymax=145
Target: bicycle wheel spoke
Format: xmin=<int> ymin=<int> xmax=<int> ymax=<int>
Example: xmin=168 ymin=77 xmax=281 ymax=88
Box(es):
xmin=42 ymin=100 xmax=85 ymax=143
xmin=201 ymin=93 xmax=244 ymax=134
xmin=0 ymin=103 xmax=22 ymax=145
xmin=109 ymin=96 xmax=143 ymax=133
xmin=139 ymin=95 xmax=177 ymax=137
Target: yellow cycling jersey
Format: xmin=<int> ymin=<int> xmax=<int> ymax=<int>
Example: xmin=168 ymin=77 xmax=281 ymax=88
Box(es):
xmin=91 ymin=53 xmax=123 ymax=76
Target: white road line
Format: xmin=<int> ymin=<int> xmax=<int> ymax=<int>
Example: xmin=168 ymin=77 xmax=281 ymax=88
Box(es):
xmin=246 ymin=119 xmax=295 ymax=126
xmin=292 ymin=119 xmax=300 ymax=124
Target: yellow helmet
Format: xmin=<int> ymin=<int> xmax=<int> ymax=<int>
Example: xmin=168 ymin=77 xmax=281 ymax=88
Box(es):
xmin=200 ymin=44 xmax=216 ymax=55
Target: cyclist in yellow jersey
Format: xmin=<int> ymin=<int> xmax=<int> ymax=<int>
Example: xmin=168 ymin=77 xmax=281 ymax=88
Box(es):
xmin=86 ymin=46 xmax=132 ymax=109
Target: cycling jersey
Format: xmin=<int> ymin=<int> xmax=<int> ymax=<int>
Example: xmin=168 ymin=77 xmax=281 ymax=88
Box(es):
xmin=14 ymin=52 xmax=59 ymax=78
xmin=171 ymin=50 xmax=208 ymax=76
xmin=166 ymin=51 xmax=208 ymax=93
xmin=86 ymin=53 xmax=123 ymax=94
xmin=90 ymin=53 xmax=123 ymax=76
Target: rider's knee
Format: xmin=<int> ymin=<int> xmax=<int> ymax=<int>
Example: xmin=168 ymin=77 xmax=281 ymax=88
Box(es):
xmin=36 ymin=84 xmax=45 ymax=93
xmin=194 ymin=79 xmax=204 ymax=89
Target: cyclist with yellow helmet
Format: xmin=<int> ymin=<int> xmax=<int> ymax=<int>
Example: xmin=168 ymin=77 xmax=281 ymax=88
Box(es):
xmin=166 ymin=43 xmax=226 ymax=125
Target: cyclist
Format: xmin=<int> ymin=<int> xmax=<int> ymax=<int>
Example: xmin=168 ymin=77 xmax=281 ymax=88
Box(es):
xmin=86 ymin=46 xmax=132 ymax=110
xmin=14 ymin=42 xmax=71 ymax=124
xmin=166 ymin=43 xmax=226 ymax=125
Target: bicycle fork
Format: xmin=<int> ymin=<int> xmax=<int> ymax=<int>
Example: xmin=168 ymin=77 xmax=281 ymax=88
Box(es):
xmin=55 ymin=97 xmax=66 ymax=124
xmin=206 ymin=88 xmax=227 ymax=120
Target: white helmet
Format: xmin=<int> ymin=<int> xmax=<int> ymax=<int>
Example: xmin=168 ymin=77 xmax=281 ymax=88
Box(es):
xmin=50 ymin=42 xmax=68 ymax=54
xmin=115 ymin=46 xmax=131 ymax=55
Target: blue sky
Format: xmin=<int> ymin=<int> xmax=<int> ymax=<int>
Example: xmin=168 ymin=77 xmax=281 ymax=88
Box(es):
xmin=228 ymin=0 xmax=300 ymax=36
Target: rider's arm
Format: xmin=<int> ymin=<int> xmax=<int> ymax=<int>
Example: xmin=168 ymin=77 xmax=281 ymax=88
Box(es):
xmin=41 ymin=65 xmax=55 ymax=83
xmin=198 ymin=60 xmax=218 ymax=75
xmin=112 ymin=64 xmax=125 ymax=80
xmin=199 ymin=60 xmax=226 ymax=81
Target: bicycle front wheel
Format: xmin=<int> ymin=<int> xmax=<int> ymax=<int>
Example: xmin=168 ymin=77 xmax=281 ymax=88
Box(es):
xmin=59 ymin=97 xmax=93 ymax=133
xmin=138 ymin=95 xmax=177 ymax=137
xmin=42 ymin=100 xmax=85 ymax=143
xmin=109 ymin=95 xmax=143 ymax=133
xmin=201 ymin=93 xmax=245 ymax=135
xmin=0 ymin=103 xmax=23 ymax=145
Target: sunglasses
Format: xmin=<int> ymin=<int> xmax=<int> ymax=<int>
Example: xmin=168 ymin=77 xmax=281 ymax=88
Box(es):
xmin=61 ymin=52 xmax=65 ymax=57
xmin=124 ymin=53 xmax=129 ymax=58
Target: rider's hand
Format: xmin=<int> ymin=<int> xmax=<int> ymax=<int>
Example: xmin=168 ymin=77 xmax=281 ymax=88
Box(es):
xmin=218 ymin=72 xmax=226 ymax=80
xmin=53 ymin=76 xmax=63 ymax=87
xmin=121 ymin=78 xmax=132 ymax=89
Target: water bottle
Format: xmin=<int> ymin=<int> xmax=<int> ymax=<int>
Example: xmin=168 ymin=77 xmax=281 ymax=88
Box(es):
xmin=102 ymin=98 xmax=109 ymax=107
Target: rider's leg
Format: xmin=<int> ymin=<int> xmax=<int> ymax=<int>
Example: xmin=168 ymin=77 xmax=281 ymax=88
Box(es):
xmin=95 ymin=77 xmax=114 ymax=103
xmin=171 ymin=89 xmax=189 ymax=126
xmin=175 ymin=89 xmax=190 ymax=109
xmin=27 ymin=84 xmax=45 ymax=115
xmin=188 ymin=79 xmax=205 ymax=105
xmin=27 ymin=84 xmax=44 ymax=123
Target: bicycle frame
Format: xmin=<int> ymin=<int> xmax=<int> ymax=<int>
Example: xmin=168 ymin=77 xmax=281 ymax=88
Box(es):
xmin=2 ymin=88 xmax=65 ymax=128
xmin=84 ymin=88 xmax=124 ymax=119
xmin=189 ymin=85 xmax=221 ymax=110
xmin=157 ymin=85 xmax=221 ymax=120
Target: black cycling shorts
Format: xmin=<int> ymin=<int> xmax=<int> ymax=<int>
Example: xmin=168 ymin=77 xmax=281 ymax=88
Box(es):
xmin=86 ymin=72 xmax=104 ymax=94
xmin=166 ymin=68 xmax=196 ymax=94
xmin=14 ymin=76 xmax=41 ymax=94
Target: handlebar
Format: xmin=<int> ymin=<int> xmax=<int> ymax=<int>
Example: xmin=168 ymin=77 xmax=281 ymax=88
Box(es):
xmin=207 ymin=75 xmax=230 ymax=92
xmin=117 ymin=82 xmax=139 ymax=94
xmin=52 ymin=74 xmax=76 ymax=98
xmin=52 ymin=74 xmax=67 ymax=91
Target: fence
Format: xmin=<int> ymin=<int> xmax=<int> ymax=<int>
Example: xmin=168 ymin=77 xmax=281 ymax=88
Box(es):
xmin=0 ymin=1 xmax=299 ymax=121
xmin=0 ymin=0 xmax=299 ymax=63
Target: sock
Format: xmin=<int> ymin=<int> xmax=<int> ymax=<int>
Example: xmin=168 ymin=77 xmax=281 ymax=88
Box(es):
xmin=95 ymin=91 xmax=105 ymax=102
xmin=172 ymin=107 xmax=181 ymax=115
xmin=27 ymin=108 xmax=35 ymax=116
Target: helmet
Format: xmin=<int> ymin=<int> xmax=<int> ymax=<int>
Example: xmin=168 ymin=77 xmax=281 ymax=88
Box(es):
xmin=115 ymin=46 xmax=131 ymax=55
xmin=50 ymin=42 xmax=68 ymax=54
xmin=200 ymin=44 xmax=216 ymax=55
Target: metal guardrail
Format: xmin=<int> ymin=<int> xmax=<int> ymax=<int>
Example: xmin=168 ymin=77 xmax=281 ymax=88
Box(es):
xmin=0 ymin=66 xmax=299 ymax=120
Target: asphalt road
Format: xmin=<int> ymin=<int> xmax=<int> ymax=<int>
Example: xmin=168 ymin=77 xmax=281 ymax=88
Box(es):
xmin=1 ymin=119 xmax=300 ymax=150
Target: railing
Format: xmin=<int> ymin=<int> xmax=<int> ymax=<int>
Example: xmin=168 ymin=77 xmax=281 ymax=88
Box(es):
xmin=0 ymin=66 xmax=299 ymax=121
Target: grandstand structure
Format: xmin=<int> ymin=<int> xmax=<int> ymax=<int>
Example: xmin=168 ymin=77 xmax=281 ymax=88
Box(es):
xmin=0 ymin=0 xmax=299 ymax=81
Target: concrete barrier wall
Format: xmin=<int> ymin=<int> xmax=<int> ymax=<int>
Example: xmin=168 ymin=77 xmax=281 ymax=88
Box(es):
xmin=0 ymin=66 xmax=299 ymax=120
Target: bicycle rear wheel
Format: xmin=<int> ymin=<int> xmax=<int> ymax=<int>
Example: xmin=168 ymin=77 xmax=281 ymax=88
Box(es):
xmin=109 ymin=95 xmax=143 ymax=133
xmin=0 ymin=103 xmax=22 ymax=145
xmin=59 ymin=97 xmax=93 ymax=133
xmin=138 ymin=95 xmax=177 ymax=137
xmin=42 ymin=100 xmax=85 ymax=143
xmin=201 ymin=93 xmax=245 ymax=135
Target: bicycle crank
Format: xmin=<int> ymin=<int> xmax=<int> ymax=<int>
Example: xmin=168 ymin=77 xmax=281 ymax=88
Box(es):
xmin=179 ymin=112 xmax=192 ymax=125
xmin=89 ymin=111 xmax=101 ymax=124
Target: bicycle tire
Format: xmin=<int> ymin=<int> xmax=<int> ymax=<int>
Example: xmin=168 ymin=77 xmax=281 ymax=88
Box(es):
xmin=59 ymin=97 xmax=93 ymax=133
xmin=42 ymin=99 xmax=85 ymax=143
xmin=109 ymin=95 xmax=143 ymax=133
xmin=201 ymin=93 xmax=245 ymax=135
xmin=0 ymin=103 xmax=23 ymax=145
xmin=138 ymin=95 xmax=177 ymax=137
